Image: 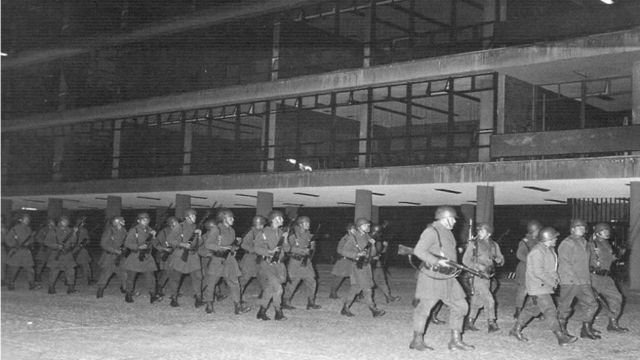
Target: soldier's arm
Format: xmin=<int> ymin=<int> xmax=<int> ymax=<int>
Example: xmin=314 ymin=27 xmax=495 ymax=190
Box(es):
xmin=557 ymin=241 xmax=577 ymax=280
xmin=240 ymin=230 xmax=254 ymax=252
xmin=123 ymin=228 xmax=139 ymax=250
xmin=494 ymin=242 xmax=505 ymax=266
xmin=203 ymin=227 xmax=221 ymax=251
xmin=340 ymin=236 xmax=360 ymax=259
xmin=5 ymin=228 xmax=18 ymax=247
xmin=253 ymin=231 xmax=271 ymax=257
xmin=413 ymin=228 xmax=440 ymax=266
xmin=516 ymin=240 xmax=529 ymax=262
xmin=461 ymin=243 xmax=474 ymax=268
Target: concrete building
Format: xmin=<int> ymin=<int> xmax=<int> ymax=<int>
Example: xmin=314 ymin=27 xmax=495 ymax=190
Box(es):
xmin=2 ymin=0 xmax=640 ymax=287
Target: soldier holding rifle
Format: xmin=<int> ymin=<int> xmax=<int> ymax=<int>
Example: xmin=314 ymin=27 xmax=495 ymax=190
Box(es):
xmin=165 ymin=208 xmax=203 ymax=307
xmin=254 ymin=210 xmax=288 ymax=321
xmin=34 ymin=218 xmax=56 ymax=283
xmin=153 ymin=216 xmax=179 ymax=298
xmin=513 ymin=220 xmax=542 ymax=319
xmin=238 ymin=215 xmax=265 ymax=298
xmin=328 ymin=223 xmax=356 ymax=299
xmin=282 ymin=216 xmax=321 ymax=311
xmin=122 ymin=212 xmax=162 ymax=304
xmin=96 ymin=216 xmax=127 ymax=299
xmin=44 ymin=216 xmax=79 ymax=295
xmin=4 ymin=213 xmax=41 ymax=290
xmin=370 ymin=223 xmax=400 ymax=304
xmin=74 ymin=217 xmax=95 ymax=286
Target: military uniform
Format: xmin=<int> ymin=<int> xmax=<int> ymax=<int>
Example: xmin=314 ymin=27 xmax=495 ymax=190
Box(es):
xmin=370 ymin=227 xmax=399 ymax=303
xmin=5 ymin=221 xmax=38 ymax=290
xmin=44 ymin=223 xmax=78 ymax=294
xmin=514 ymin=233 xmax=538 ymax=316
xmin=283 ymin=225 xmax=320 ymax=309
xmin=165 ymin=221 xmax=203 ymax=306
xmin=239 ymin=226 xmax=261 ymax=295
xmin=153 ymin=225 xmax=173 ymax=296
xmin=122 ymin=222 xmax=159 ymax=303
xmin=96 ymin=223 xmax=127 ymax=298
xmin=74 ymin=225 xmax=94 ymax=285
xmin=329 ymin=230 xmax=354 ymax=298
xmin=34 ymin=222 xmax=55 ymax=282
xmin=254 ymin=225 xmax=287 ymax=319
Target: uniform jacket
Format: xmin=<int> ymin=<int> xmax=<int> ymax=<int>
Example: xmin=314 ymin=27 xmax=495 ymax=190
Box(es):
xmin=462 ymin=237 xmax=504 ymax=274
xmin=5 ymin=223 xmax=35 ymax=267
xmin=558 ymin=234 xmax=591 ymax=285
xmin=254 ymin=226 xmax=285 ymax=260
xmin=525 ymin=242 xmax=558 ymax=296
xmin=167 ymin=221 xmax=201 ymax=273
xmin=44 ymin=226 xmax=78 ymax=266
xmin=414 ymin=222 xmax=457 ymax=273
xmin=241 ymin=227 xmax=261 ymax=253
xmin=588 ymin=236 xmax=616 ymax=271
xmin=122 ymin=223 xmax=157 ymax=272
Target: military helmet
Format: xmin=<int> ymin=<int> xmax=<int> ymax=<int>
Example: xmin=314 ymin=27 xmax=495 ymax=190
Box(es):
xmin=59 ymin=215 xmax=70 ymax=223
xmin=539 ymin=227 xmax=560 ymax=242
xmin=252 ymin=215 xmax=266 ymax=227
xmin=526 ymin=220 xmax=543 ymax=233
xmin=216 ymin=208 xmax=233 ymax=223
xmin=345 ymin=222 xmax=356 ymax=232
xmin=268 ymin=210 xmax=284 ymax=222
xmin=137 ymin=212 xmax=150 ymax=220
xmin=355 ymin=217 xmax=370 ymax=228
xmin=296 ymin=216 xmax=311 ymax=226
xmin=18 ymin=212 xmax=32 ymax=221
xmin=593 ymin=222 xmax=611 ymax=234
xmin=435 ymin=206 xmax=457 ymax=220
xmin=184 ymin=208 xmax=197 ymax=217
xmin=112 ymin=216 xmax=125 ymax=226
xmin=166 ymin=216 xmax=179 ymax=225
xmin=204 ymin=219 xmax=217 ymax=230
xmin=476 ymin=222 xmax=494 ymax=234
xmin=570 ymin=218 xmax=587 ymax=229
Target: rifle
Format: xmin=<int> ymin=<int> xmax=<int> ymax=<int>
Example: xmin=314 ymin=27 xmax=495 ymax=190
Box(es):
xmin=137 ymin=226 xmax=156 ymax=262
xmin=301 ymin=224 xmax=321 ymax=267
xmin=355 ymin=237 xmax=374 ymax=269
xmin=397 ymin=244 xmax=490 ymax=280
xmin=269 ymin=228 xmax=287 ymax=264
xmin=54 ymin=219 xmax=82 ymax=261
xmin=181 ymin=205 xmax=212 ymax=262
xmin=153 ymin=203 xmax=174 ymax=262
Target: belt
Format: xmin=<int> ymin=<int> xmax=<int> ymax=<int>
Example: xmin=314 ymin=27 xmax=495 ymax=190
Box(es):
xmin=212 ymin=250 xmax=230 ymax=258
xmin=590 ymin=268 xmax=611 ymax=276
xmin=289 ymin=253 xmax=307 ymax=261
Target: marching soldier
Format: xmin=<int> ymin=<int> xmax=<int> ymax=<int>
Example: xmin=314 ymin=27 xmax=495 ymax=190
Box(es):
xmin=44 ymin=216 xmax=79 ymax=294
xmin=370 ymin=223 xmax=400 ymax=304
xmin=510 ymin=227 xmax=577 ymax=346
xmin=588 ymin=222 xmax=628 ymax=332
xmin=201 ymin=209 xmax=251 ymax=315
xmin=1 ymin=222 xmax=8 ymax=286
xmin=96 ymin=216 xmax=128 ymax=298
xmin=165 ymin=208 xmax=203 ymax=308
xmin=557 ymin=219 xmax=601 ymax=340
xmin=254 ymin=210 xmax=288 ymax=321
xmin=74 ymin=218 xmax=95 ymax=286
xmin=4 ymin=213 xmax=41 ymax=290
xmin=410 ymin=206 xmax=473 ymax=352
xmin=339 ymin=218 xmax=385 ymax=318
xmin=282 ymin=216 xmax=321 ymax=310
xmin=329 ymin=223 xmax=356 ymax=299
xmin=34 ymin=218 xmax=56 ymax=283
xmin=238 ymin=215 xmax=265 ymax=298
xmin=122 ymin=212 xmax=162 ymax=304
xmin=153 ymin=216 xmax=178 ymax=298
xmin=513 ymin=219 xmax=542 ymax=319
xmin=462 ymin=222 xmax=504 ymax=333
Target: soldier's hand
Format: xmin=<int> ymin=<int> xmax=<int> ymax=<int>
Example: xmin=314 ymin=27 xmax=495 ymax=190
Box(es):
xmin=194 ymin=229 xmax=202 ymax=235
xmin=437 ymin=258 xmax=449 ymax=267
xmin=139 ymin=244 xmax=148 ymax=250
xmin=149 ymin=229 xmax=157 ymax=236
xmin=182 ymin=242 xmax=191 ymax=249
xmin=116 ymin=249 xmax=122 ymax=255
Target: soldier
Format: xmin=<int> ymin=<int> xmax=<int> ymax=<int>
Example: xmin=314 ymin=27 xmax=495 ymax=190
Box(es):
xmin=44 ymin=216 xmax=79 ymax=294
xmin=153 ymin=216 xmax=178 ymax=297
xmin=238 ymin=215 xmax=265 ymax=298
xmin=370 ymin=223 xmax=400 ymax=304
xmin=410 ymin=206 xmax=473 ymax=352
xmin=34 ymin=218 xmax=56 ymax=283
xmin=122 ymin=212 xmax=162 ymax=304
xmin=74 ymin=217 xmax=95 ymax=286
xmin=201 ymin=209 xmax=251 ymax=315
xmin=588 ymin=222 xmax=628 ymax=332
xmin=1 ymin=222 xmax=8 ymax=286
xmin=328 ymin=223 xmax=356 ymax=299
xmin=510 ymin=227 xmax=577 ymax=346
xmin=513 ymin=219 xmax=542 ymax=319
xmin=462 ymin=222 xmax=504 ymax=333
xmin=96 ymin=216 xmax=128 ymax=298
xmin=282 ymin=216 xmax=321 ymax=310
xmin=254 ymin=210 xmax=288 ymax=321
xmin=165 ymin=208 xmax=203 ymax=308
xmin=557 ymin=219 xmax=600 ymax=340
xmin=4 ymin=213 xmax=41 ymax=290
xmin=339 ymin=218 xmax=385 ymax=318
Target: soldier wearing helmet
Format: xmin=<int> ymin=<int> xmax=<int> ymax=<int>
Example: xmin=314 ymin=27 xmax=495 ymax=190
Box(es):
xmin=339 ymin=217 xmax=386 ymax=318
xmin=254 ymin=209 xmax=288 ymax=321
xmin=44 ymin=215 xmax=79 ymax=295
xmin=4 ymin=212 xmax=41 ymax=291
xmin=587 ymin=223 xmax=628 ymax=333
xmin=121 ymin=212 xmax=160 ymax=304
xmin=165 ymin=208 xmax=203 ymax=308
xmin=33 ymin=218 xmax=56 ymax=283
xmin=557 ymin=219 xmax=600 ymax=340
xmin=96 ymin=216 xmax=128 ymax=299
xmin=513 ymin=219 xmax=542 ymax=319
xmin=410 ymin=206 xmax=475 ymax=352
xmin=153 ymin=216 xmax=180 ymax=298
xmin=510 ymin=226 xmax=578 ymax=346
xmin=462 ymin=222 xmax=504 ymax=333
xmin=73 ymin=216 xmax=95 ymax=286
xmin=370 ymin=222 xmax=400 ymax=304
xmin=238 ymin=215 xmax=267 ymax=299
xmin=201 ymin=208 xmax=251 ymax=315
xmin=329 ymin=222 xmax=357 ymax=299
xmin=281 ymin=215 xmax=321 ymax=311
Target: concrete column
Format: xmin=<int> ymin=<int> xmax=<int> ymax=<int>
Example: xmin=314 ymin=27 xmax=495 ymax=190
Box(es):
xmin=106 ymin=196 xmax=122 ymax=220
xmin=47 ymin=198 xmax=64 ymax=221
xmin=256 ymin=191 xmax=274 ymax=218
xmin=355 ymin=189 xmax=372 ymax=222
xmin=112 ymin=119 xmax=123 ymax=179
xmin=478 ymin=91 xmax=494 ymax=162
xmin=175 ymin=194 xmax=192 ymax=219
xmin=271 ymin=20 xmax=280 ymax=81
xmin=267 ymin=101 xmax=278 ymax=171
xmin=52 ymin=136 xmax=65 ymax=182
xmin=357 ymin=102 xmax=369 ymax=168
xmin=632 ymin=61 xmax=639 ymax=126
xmin=363 ymin=1 xmax=375 ymax=68
xmin=629 ymin=181 xmax=640 ymax=290
xmin=1 ymin=199 xmax=13 ymax=223
xmin=182 ymin=122 xmax=193 ymax=175
xmin=496 ymin=74 xmax=506 ymax=135
xmin=459 ymin=204 xmax=476 ymax=242
xmin=371 ymin=206 xmax=379 ymax=224
xmin=476 ymin=185 xmax=495 ymax=228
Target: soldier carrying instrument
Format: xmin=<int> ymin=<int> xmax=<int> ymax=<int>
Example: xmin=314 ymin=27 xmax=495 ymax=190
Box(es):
xmin=4 ymin=213 xmax=41 ymax=291
xmin=122 ymin=212 xmax=162 ymax=304
xmin=96 ymin=216 xmax=128 ymax=299
xmin=44 ymin=216 xmax=79 ymax=295
xmin=254 ymin=210 xmax=288 ymax=321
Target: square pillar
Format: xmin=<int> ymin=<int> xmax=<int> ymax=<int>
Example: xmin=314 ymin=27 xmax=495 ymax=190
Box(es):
xmin=106 ymin=196 xmax=122 ymax=221
xmin=175 ymin=194 xmax=192 ymax=219
xmin=476 ymin=185 xmax=495 ymax=227
xmin=256 ymin=191 xmax=274 ymax=218
xmin=355 ymin=189 xmax=372 ymax=222
xmin=371 ymin=205 xmax=379 ymax=224
xmin=48 ymin=198 xmax=64 ymax=221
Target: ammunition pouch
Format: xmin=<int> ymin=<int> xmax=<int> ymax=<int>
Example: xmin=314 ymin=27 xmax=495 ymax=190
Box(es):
xmin=590 ymin=267 xmax=611 ymax=277
xmin=212 ymin=249 xmax=231 ymax=258
xmin=355 ymin=256 xmax=369 ymax=269
xmin=289 ymin=253 xmax=307 ymax=261
xmin=421 ymin=262 xmax=459 ymax=276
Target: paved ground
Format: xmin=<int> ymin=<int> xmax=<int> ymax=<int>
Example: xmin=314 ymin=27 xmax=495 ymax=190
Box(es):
xmin=2 ymin=265 xmax=639 ymax=360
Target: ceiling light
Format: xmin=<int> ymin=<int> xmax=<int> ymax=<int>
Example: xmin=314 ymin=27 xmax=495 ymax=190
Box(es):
xmin=337 ymin=202 xmax=355 ymax=206
xmin=523 ymin=186 xmax=550 ymax=192
xmin=435 ymin=188 xmax=461 ymax=194
xmin=399 ymin=201 xmax=421 ymax=205
xmin=293 ymin=192 xmax=319 ymax=197
xmin=544 ymin=199 xmax=566 ymax=204
xmin=235 ymin=193 xmax=257 ymax=198
xmin=137 ymin=196 xmax=161 ymax=200
xmin=600 ymin=0 xmax=614 ymax=4
xmin=282 ymin=203 xmax=304 ymax=207
xmin=20 ymin=207 xmax=38 ymax=211
xmin=372 ymin=192 xmax=386 ymax=196
xmin=233 ymin=203 xmax=255 ymax=207
xmin=191 ymin=195 xmax=208 ymax=200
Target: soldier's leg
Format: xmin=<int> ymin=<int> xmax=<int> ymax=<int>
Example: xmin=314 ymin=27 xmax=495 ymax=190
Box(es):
xmin=190 ymin=269 xmax=204 ymax=306
xmin=5 ymin=265 xmax=17 ymax=289
xmin=48 ymin=266 xmax=62 ymax=293
xmin=166 ymin=270 xmax=184 ymax=306
xmin=575 ymin=284 xmax=601 ymax=339
xmin=443 ymin=280 xmax=474 ymax=351
xmin=202 ymin=270 xmax=222 ymax=313
xmin=330 ymin=275 xmax=346 ymax=298
xmin=282 ymin=277 xmax=300 ymax=308
xmin=556 ymin=285 xmax=579 ymax=335
xmin=514 ymin=282 xmax=527 ymax=318
xmin=64 ymin=264 xmax=77 ymax=294
xmin=303 ymin=275 xmax=319 ymax=305
xmin=596 ymin=278 xmax=628 ymax=332
xmin=24 ymin=265 xmax=39 ymax=290
xmin=225 ymin=274 xmax=250 ymax=314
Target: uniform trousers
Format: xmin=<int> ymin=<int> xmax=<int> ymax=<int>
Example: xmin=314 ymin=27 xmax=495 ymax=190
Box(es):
xmin=591 ymin=274 xmax=623 ymax=317
xmin=413 ymin=275 xmax=468 ymax=332
xmin=257 ymin=261 xmax=286 ymax=308
xmin=469 ymin=277 xmax=496 ymax=320
xmin=557 ymin=283 xmax=598 ymax=323
xmin=517 ymin=294 xmax=561 ymax=332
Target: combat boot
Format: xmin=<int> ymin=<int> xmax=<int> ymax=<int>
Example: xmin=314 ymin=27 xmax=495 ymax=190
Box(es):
xmin=464 ymin=316 xmax=479 ymax=331
xmin=150 ymin=292 xmax=163 ymax=304
xmin=409 ymin=331 xmax=433 ymax=351
xmin=96 ymin=287 xmax=104 ymax=299
xmin=580 ymin=322 xmax=601 ymax=340
xmin=194 ymin=295 xmax=204 ymax=308
xmin=205 ymin=301 xmax=214 ymax=314
xmin=513 ymin=308 xmax=520 ymax=319
xmin=509 ymin=321 xmax=529 ymax=342
xmin=274 ymin=308 xmax=287 ymax=321
xmin=48 ymin=286 xmax=56 ymax=295
xmin=448 ymin=330 xmax=475 ymax=351
xmin=553 ymin=330 xmax=577 ymax=346
xmin=234 ymin=302 xmax=251 ymax=315
xmin=29 ymin=282 xmax=42 ymax=290
xmin=385 ymin=294 xmax=401 ymax=303
xmin=281 ymin=299 xmax=296 ymax=310
xmin=340 ymin=304 xmax=355 ymax=317
xmin=369 ymin=306 xmax=386 ymax=318
xmin=256 ymin=306 xmax=270 ymax=321
xmin=67 ymin=285 xmax=78 ymax=294
xmin=487 ymin=319 xmax=500 ymax=333
xmin=306 ymin=298 xmax=321 ymax=310
xmin=125 ymin=292 xmax=134 ymax=303
xmin=558 ymin=319 xmax=573 ymax=337
xmin=607 ymin=317 xmax=629 ymax=333
xmin=120 ymin=286 xmax=127 ymax=294
xmin=329 ymin=290 xmax=339 ymax=299
xmin=170 ymin=296 xmax=180 ymax=307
